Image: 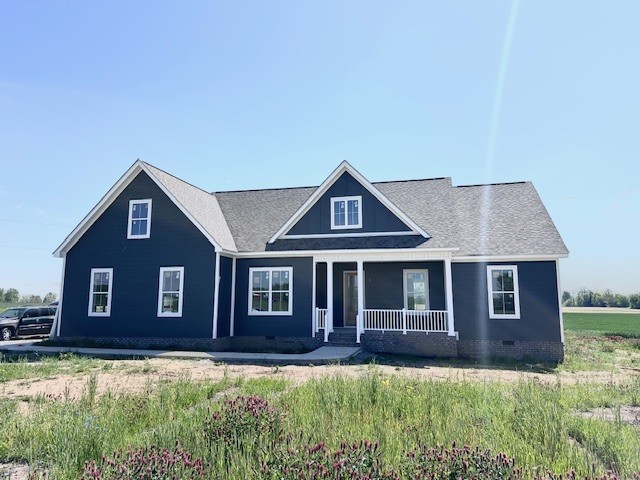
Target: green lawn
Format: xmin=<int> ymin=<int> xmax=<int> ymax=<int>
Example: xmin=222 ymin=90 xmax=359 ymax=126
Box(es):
xmin=564 ymin=312 xmax=640 ymax=337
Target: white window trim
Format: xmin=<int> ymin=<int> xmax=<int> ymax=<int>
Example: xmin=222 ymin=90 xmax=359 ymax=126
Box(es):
xmin=248 ymin=266 xmax=293 ymax=316
xmin=88 ymin=268 xmax=113 ymax=317
xmin=403 ymin=269 xmax=430 ymax=311
xmin=157 ymin=266 xmax=185 ymax=317
xmin=487 ymin=265 xmax=521 ymax=319
xmin=330 ymin=195 xmax=363 ymax=230
xmin=127 ymin=199 xmax=152 ymax=239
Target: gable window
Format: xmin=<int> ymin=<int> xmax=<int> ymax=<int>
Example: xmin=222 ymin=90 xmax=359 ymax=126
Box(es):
xmin=487 ymin=265 xmax=521 ymax=319
xmin=88 ymin=268 xmax=113 ymax=316
xmin=331 ymin=196 xmax=362 ymax=230
xmin=157 ymin=267 xmax=184 ymax=317
xmin=127 ymin=199 xmax=152 ymax=239
xmin=248 ymin=267 xmax=293 ymax=315
xmin=403 ymin=269 xmax=429 ymax=310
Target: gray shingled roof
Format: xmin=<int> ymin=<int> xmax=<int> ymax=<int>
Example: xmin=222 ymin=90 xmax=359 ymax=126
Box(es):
xmin=143 ymin=163 xmax=237 ymax=251
xmin=214 ymin=187 xmax=315 ymax=252
xmin=451 ymin=182 xmax=568 ymax=256
xmin=213 ymin=177 xmax=568 ymax=256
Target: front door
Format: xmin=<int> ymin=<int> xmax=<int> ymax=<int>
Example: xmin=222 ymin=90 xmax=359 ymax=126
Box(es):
xmin=343 ymin=271 xmax=358 ymax=327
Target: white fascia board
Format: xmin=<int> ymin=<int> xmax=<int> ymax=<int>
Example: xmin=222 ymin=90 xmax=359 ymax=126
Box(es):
xmin=452 ymin=254 xmax=568 ymax=263
xmin=219 ymin=246 xmax=458 ymax=259
xmin=281 ymin=230 xmax=419 ymax=240
xmin=267 ymin=161 xmax=429 ymax=244
xmin=53 ymin=160 xmax=145 ymax=257
xmin=53 ymin=160 xmax=223 ymax=257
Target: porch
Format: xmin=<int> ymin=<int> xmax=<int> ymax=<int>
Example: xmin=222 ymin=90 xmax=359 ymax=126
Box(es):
xmin=310 ymin=251 xmax=457 ymax=344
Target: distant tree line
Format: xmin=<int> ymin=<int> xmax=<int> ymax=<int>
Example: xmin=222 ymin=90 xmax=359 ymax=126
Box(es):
xmin=0 ymin=287 xmax=57 ymax=305
xmin=562 ymin=289 xmax=640 ymax=309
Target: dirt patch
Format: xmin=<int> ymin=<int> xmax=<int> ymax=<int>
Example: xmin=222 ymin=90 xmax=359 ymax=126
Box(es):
xmin=574 ymin=406 xmax=640 ymax=427
xmin=0 ymin=462 xmax=30 ymax=480
xmin=2 ymin=358 xmax=638 ymax=408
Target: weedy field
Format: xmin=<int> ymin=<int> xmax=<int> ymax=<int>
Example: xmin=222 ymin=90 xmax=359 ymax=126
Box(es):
xmin=561 ymin=311 xmax=640 ymax=372
xmin=0 ymin=311 xmax=638 ymax=479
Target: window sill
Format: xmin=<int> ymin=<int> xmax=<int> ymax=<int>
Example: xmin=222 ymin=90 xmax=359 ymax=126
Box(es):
xmin=248 ymin=311 xmax=293 ymax=316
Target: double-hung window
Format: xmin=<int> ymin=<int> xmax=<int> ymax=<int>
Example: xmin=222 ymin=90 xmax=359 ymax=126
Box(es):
xmin=331 ymin=196 xmax=362 ymax=230
xmin=248 ymin=267 xmax=293 ymax=315
xmin=157 ymin=267 xmax=184 ymax=317
xmin=127 ymin=199 xmax=152 ymax=239
xmin=403 ymin=269 xmax=429 ymax=310
xmin=88 ymin=268 xmax=113 ymax=316
xmin=487 ymin=265 xmax=521 ymax=319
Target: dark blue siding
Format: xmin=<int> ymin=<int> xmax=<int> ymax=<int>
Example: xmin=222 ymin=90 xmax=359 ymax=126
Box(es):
xmin=452 ymin=261 xmax=561 ymax=342
xmin=287 ymin=172 xmax=411 ymax=235
xmin=365 ymin=262 xmax=445 ymax=311
xmin=216 ymin=255 xmax=233 ymax=338
xmin=61 ymin=171 xmax=216 ymax=338
xmin=234 ymin=257 xmax=313 ymax=337
xmin=316 ymin=263 xmax=327 ymax=309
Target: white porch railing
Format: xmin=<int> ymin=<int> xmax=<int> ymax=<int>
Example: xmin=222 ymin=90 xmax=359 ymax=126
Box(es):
xmin=362 ymin=309 xmax=448 ymax=334
xmin=315 ymin=308 xmax=328 ymax=332
xmin=315 ymin=308 xmax=330 ymax=342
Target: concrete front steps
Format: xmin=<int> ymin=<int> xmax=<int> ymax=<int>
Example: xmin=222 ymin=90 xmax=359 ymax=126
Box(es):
xmin=326 ymin=327 xmax=359 ymax=347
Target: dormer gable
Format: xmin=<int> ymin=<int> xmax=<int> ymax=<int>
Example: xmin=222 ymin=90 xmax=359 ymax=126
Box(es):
xmin=268 ymin=161 xmax=428 ymax=243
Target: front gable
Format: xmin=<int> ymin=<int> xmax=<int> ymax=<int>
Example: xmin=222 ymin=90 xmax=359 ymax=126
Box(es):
xmin=54 ymin=160 xmax=229 ymax=258
xmin=285 ymin=171 xmax=411 ymax=236
xmin=269 ymin=161 xmax=428 ymax=243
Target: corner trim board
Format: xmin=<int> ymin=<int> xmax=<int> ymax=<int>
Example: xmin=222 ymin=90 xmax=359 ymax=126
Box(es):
xmin=212 ymin=254 xmax=221 ymax=339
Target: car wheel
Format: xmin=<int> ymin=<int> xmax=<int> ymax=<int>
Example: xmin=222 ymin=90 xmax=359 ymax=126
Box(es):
xmin=1 ymin=327 xmax=12 ymax=341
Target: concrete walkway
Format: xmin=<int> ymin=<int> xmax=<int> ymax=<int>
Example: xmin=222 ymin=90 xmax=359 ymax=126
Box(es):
xmin=0 ymin=339 xmax=362 ymax=364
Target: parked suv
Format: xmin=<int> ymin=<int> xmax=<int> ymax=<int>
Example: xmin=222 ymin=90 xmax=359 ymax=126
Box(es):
xmin=0 ymin=306 xmax=56 ymax=341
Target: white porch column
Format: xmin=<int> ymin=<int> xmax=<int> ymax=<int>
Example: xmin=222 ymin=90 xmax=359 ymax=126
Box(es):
xmin=356 ymin=260 xmax=364 ymax=343
xmin=326 ymin=261 xmax=333 ymax=342
xmin=311 ymin=260 xmax=316 ymax=337
xmin=444 ymin=257 xmax=456 ymax=337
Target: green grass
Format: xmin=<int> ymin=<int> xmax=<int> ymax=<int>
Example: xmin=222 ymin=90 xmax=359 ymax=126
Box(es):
xmin=0 ymin=370 xmax=638 ymax=479
xmin=564 ymin=312 xmax=640 ymax=337
xmin=560 ymin=312 xmax=640 ymax=372
xmin=0 ymin=352 xmax=119 ymax=383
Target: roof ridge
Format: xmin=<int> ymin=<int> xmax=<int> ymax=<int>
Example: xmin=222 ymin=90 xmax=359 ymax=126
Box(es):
xmin=213 ymin=177 xmax=451 ymax=195
xmin=373 ymin=177 xmax=450 ymax=184
xmin=213 ymin=185 xmax=318 ymax=194
xmin=456 ymin=181 xmax=528 ymax=188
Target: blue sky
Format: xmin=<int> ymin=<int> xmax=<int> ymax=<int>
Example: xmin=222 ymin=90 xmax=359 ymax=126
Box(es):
xmin=0 ymin=1 xmax=638 ymax=298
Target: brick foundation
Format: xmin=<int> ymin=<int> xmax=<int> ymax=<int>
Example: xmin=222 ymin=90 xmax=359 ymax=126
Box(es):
xmin=457 ymin=339 xmax=564 ymax=363
xmin=56 ymin=335 xmax=563 ymax=362
xmin=361 ymin=331 xmax=458 ymax=358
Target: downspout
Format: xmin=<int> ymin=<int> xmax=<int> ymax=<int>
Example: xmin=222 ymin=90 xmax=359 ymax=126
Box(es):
xmin=212 ymin=251 xmax=221 ymax=339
